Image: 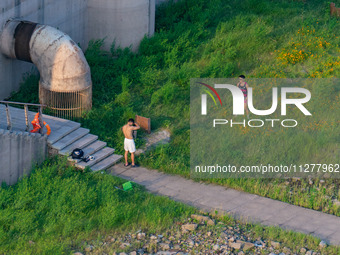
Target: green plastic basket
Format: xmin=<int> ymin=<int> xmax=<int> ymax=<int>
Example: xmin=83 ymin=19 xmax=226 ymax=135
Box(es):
xmin=122 ymin=181 xmax=133 ymax=191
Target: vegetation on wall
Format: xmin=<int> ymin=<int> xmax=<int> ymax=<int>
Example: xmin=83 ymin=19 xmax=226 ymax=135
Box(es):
xmin=9 ymin=0 xmax=340 ymax=216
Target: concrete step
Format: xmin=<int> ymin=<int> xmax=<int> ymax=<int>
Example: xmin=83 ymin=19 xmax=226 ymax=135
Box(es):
xmin=68 ymin=140 xmax=107 ymax=163
xmin=91 ymin=154 xmax=123 ymax=172
xmin=51 ymin=128 xmax=89 ymax=151
xmin=76 ymin=147 xmax=115 ymax=169
xmin=47 ymin=123 xmax=81 ymax=145
xmin=59 ymin=134 xmax=98 ymax=155
xmin=1 ymin=105 xmax=123 ymax=173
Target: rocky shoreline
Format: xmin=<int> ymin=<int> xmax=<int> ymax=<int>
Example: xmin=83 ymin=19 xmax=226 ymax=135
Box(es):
xmin=73 ymin=214 xmax=329 ymax=255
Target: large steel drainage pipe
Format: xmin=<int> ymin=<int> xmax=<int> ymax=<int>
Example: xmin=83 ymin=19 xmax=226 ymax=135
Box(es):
xmin=0 ymin=20 xmax=92 ymax=119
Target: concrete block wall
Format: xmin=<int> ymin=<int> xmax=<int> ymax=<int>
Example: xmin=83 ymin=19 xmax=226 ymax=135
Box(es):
xmin=0 ymin=129 xmax=47 ymax=185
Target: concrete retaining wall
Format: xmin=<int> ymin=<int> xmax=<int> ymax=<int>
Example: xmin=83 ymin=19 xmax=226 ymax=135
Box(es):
xmin=0 ymin=129 xmax=47 ymax=185
xmin=87 ymin=0 xmax=155 ymax=52
xmin=0 ymin=0 xmax=155 ymax=100
xmin=156 ymin=0 xmax=180 ymax=6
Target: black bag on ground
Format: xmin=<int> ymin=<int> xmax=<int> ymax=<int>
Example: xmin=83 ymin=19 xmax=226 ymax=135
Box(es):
xmin=70 ymin=148 xmax=94 ymax=163
xmin=70 ymin=148 xmax=84 ymax=159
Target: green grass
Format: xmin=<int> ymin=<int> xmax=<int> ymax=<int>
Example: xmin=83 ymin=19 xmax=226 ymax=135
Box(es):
xmin=0 ymin=157 xmax=194 ymax=254
xmin=9 ymin=0 xmax=340 ymax=216
xmin=0 ymin=158 xmax=339 ymax=254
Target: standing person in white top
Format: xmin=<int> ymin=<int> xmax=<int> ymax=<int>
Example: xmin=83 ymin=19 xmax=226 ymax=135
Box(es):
xmin=122 ymin=118 xmax=140 ymax=167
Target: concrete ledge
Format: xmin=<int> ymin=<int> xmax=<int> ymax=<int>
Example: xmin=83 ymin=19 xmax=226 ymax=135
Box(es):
xmin=0 ymin=128 xmax=47 ymax=185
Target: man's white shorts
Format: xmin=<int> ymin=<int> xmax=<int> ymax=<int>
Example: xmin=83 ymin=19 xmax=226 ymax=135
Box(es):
xmin=124 ymin=138 xmax=136 ymax=153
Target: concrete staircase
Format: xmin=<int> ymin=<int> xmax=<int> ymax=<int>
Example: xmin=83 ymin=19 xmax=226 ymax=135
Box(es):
xmin=48 ymin=124 xmax=123 ymax=171
xmin=0 ymin=104 xmax=122 ymax=171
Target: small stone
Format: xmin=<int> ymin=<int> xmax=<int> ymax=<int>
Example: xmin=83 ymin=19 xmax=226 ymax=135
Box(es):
xmin=300 ymin=247 xmax=307 ymax=254
xmin=213 ymin=244 xmax=220 ymax=250
xmin=230 ymin=242 xmax=242 ymax=250
xmin=137 ymin=249 xmax=145 ymax=254
xmin=181 ymin=223 xmax=198 ymax=231
xmin=238 ymin=252 xmax=245 ymax=255
xmin=85 ymin=245 xmax=94 ymax=252
xmin=306 ymin=251 xmax=314 ymax=255
xmin=173 ymin=244 xmax=180 ymax=249
xmin=271 ymin=241 xmax=280 ymax=249
xmin=73 ymin=253 xmax=83 ymax=255
xmin=221 ymin=245 xmax=229 ymax=250
xmin=254 ymin=240 xmax=264 ymax=248
xmin=137 ymin=232 xmax=146 ymax=240
xmin=159 ymin=243 xmax=170 ymax=250
xmin=119 ymin=253 xmax=127 ymax=255
xmin=283 ymin=247 xmax=291 ymax=254
xmin=130 ymin=252 xmax=137 ymax=255
xmin=319 ymin=240 xmax=327 ymax=248
xmin=207 ymin=231 xmax=212 ymax=237
xmin=187 ymin=239 xmax=195 ymax=247
xmin=228 ymin=237 xmax=235 ymax=242
xmin=150 ymin=235 xmax=158 ymax=240
xmin=120 ymin=242 xmax=130 ymax=249
xmin=319 ymin=179 xmax=325 ymax=184
xmin=243 ymin=242 xmax=255 ymax=251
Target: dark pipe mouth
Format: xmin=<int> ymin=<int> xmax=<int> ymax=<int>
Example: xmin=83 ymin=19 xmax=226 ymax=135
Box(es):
xmin=14 ymin=21 xmax=38 ymax=63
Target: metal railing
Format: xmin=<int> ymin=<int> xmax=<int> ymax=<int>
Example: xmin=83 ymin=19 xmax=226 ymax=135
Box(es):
xmin=0 ymin=101 xmax=46 ymax=134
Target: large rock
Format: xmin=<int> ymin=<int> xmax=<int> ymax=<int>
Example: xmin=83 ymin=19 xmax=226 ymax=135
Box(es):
xmin=181 ymin=223 xmax=198 ymax=231
xmin=191 ymin=214 xmax=215 ymax=225
xmin=230 ymin=242 xmax=242 ymax=250
xmin=243 ymin=242 xmax=255 ymax=251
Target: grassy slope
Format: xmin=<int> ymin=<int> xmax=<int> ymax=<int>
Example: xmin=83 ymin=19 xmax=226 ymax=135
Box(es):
xmin=0 ymin=157 xmax=194 ymax=254
xmin=1 ymin=157 xmax=340 ymax=254
xmin=9 ymin=0 xmax=340 ymax=216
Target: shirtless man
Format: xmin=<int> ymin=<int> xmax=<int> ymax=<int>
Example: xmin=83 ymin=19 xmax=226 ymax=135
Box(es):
xmin=122 ymin=118 xmax=140 ymax=167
